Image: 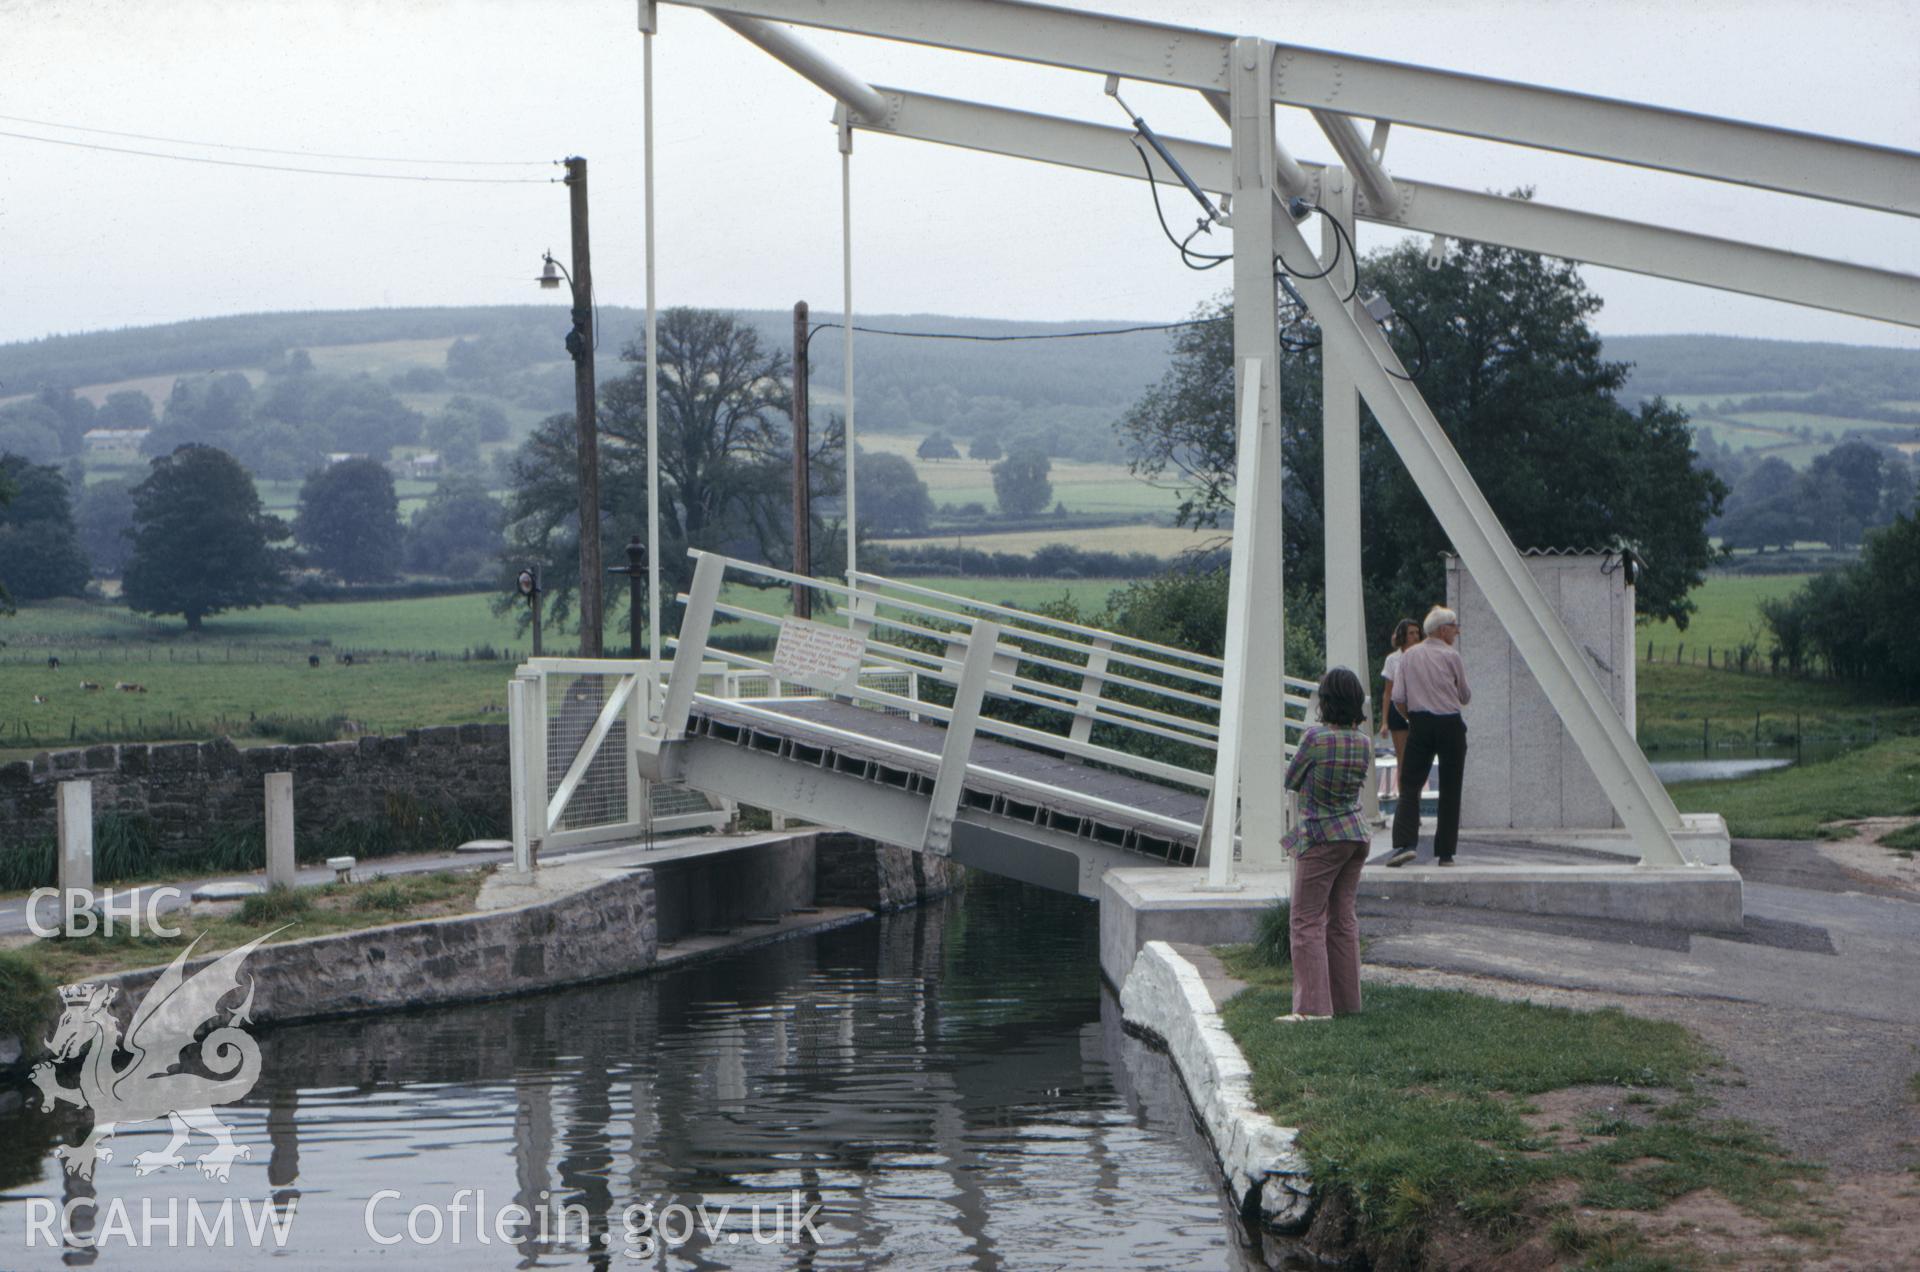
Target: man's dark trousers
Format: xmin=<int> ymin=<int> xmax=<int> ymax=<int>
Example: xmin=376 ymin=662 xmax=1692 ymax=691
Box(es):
xmin=1391 ymin=710 xmax=1469 ymax=861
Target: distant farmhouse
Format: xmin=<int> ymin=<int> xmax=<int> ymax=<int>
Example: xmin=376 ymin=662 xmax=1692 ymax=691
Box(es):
xmin=325 ymin=451 xmax=369 ymax=466
xmin=405 ymin=452 xmax=442 ymax=479
xmin=83 ymin=427 xmax=150 ymax=455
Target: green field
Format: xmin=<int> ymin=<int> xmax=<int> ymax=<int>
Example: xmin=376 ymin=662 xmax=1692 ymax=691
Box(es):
xmin=0 ymin=577 xmax=1135 ymax=755
xmin=1638 ymin=572 xmax=1811 ymax=656
xmin=860 ymin=433 xmax=1181 ymax=518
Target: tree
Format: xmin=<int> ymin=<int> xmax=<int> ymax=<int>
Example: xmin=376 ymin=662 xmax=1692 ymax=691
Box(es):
xmin=75 ymin=478 xmax=137 ymax=576
xmin=917 ymin=432 xmax=959 ymax=461
xmin=856 ymin=451 xmax=933 ymax=535
xmin=124 ymin=445 xmax=289 ymax=630
xmin=0 ymin=466 xmax=12 ymax=618
xmin=969 ymin=434 xmax=1003 ymax=462
xmin=294 ymin=458 xmax=403 ymax=582
xmin=0 ymin=412 xmax=63 ymax=464
xmin=0 ymin=455 xmax=89 ymax=600
xmin=992 ymin=446 xmax=1053 ymax=516
xmin=1120 ymin=236 xmax=1726 ymax=633
xmin=502 ymin=307 xmax=839 ymax=632
xmin=406 ymin=475 xmax=505 ymax=579
xmin=96 ymin=391 xmax=157 ymax=432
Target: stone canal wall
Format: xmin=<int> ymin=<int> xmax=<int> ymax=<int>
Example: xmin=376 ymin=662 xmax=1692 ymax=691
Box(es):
xmin=0 ymin=726 xmax=510 ymax=857
xmin=0 ymin=831 xmax=960 ymax=1079
xmin=1118 ymin=940 xmax=1313 ymax=1238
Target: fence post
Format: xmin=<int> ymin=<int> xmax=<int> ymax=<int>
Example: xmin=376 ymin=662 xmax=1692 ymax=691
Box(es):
xmin=1702 ymin=717 xmax=1710 ymax=755
xmin=265 ymin=772 xmax=295 ymax=889
xmin=57 ymin=780 xmax=93 ymax=910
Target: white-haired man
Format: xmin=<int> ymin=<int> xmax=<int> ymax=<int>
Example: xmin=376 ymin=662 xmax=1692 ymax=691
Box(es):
xmin=1385 ymin=606 xmax=1470 ymax=867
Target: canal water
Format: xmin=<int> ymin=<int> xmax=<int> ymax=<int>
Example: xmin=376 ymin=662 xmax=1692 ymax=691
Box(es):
xmin=0 ymin=874 xmax=1242 ymax=1268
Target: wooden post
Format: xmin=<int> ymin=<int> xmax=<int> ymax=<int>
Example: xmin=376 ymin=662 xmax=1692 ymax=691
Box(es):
xmin=57 ymin=779 xmax=93 ymax=901
xmin=564 ymin=156 xmax=604 ymax=657
xmin=791 ymin=300 xmax=813 ymax=619
xmin=265 ymin=772 xmax=295 ymax=889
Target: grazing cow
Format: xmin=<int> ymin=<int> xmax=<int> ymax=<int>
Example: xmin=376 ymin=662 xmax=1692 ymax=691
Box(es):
xmin=116 ymin=682 xmax=148 ymax=693
xmin=31 ymin=694 xmax=48 ymax=705
xmin=79 ymin=681 xmax=102 ymax=692
xmin=341 ymin=653 xmax=355 ymax=666
xmin=46 ymin=656 xmax=61 ymax=670
xmin=308 ymin=654 xmax=321 ymax=668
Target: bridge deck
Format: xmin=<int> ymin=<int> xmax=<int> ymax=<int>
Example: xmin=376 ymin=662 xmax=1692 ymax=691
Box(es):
xmin=688 ymin=697 xmax=1207 ymax=864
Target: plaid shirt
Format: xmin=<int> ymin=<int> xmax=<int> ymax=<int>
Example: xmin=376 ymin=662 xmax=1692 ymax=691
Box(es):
xmin=1282 ymin=724 xmax=1373 ymax=853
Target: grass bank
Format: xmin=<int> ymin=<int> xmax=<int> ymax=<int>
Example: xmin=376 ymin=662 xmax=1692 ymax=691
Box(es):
xmin=1668 ymin=735 xmax=1920 ymax=840
xmin=1217 ymin=946 xmax=1827 ymax=1269
xmin=6 ymin=869 xmax=485 ymax=989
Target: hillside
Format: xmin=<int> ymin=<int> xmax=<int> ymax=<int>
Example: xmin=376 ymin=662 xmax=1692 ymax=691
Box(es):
xmin=3 ymin=311 xmax=1915 ymax=481
xmin=1607 ymin=335 xmax=1920 ymax=470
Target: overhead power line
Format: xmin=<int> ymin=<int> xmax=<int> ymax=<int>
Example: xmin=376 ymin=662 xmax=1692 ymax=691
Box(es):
xmin=0 ymin=128 xmax=554 ymax=183
xmin=807 ymin=317 xmax=1222 ymax=351
xmin=0 ymin=111 xmax=547 ymax=167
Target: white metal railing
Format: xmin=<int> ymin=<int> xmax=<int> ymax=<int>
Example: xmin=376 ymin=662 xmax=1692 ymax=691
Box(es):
xmin=656 ymin=552 xmax=1318 ymax=858
xmin=506 ymin=658 xmax=732 ymax=868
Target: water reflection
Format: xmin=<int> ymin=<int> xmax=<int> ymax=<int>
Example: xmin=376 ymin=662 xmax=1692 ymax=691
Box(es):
xmin=0 ymin=875 xmax=1241 ymax=1268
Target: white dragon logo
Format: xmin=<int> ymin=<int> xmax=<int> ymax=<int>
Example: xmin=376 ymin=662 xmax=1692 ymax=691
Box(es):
xmin=29 ymin=932 xmax=276 ymax=1182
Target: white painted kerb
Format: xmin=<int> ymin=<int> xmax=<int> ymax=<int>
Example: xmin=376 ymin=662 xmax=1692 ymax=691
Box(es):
xmin=1118 ymin=940 xmax=1312 ymax=1232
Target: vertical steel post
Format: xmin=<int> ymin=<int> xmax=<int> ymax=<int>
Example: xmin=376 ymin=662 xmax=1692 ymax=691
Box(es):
xmin=1205 ymin=367 xmax=1267 ymax=888
xmin=1319 ymin=165 xmax=1378 ymax=823
xmin=508 ymin=677 xmax=533 ymax=873
xmin=1227 ymin=36 xmax=1289 ymax=871
xmin=840 ymin=114 xmax=858 ymax=579
xmin=564 ymin=157 xmax=603 ymax=658
xmin=641 ymin=6 xmax=663 ymax=696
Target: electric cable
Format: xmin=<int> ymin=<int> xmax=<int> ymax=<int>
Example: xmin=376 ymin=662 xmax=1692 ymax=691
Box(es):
xmin=804 ymin=316 xmax=1224 ymax=353
xmin=1131 ymin=139 xmax=1231 ymax=270
xmin=0 ymin=128 xmax=554 ymax=183
xmin=0 ymin=111 xmax=549 ymax=166
xmin=1382 ymin=310 xmax=1429 ymax=381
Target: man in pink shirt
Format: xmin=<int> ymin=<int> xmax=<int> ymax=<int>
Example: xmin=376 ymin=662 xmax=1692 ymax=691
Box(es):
xmin=1386 ymin=606 xmax=1470 ymax=867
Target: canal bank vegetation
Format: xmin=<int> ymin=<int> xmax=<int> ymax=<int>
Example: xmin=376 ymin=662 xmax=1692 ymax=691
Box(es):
xmin=1668 ymin=735 xmax=1920 ymax=840
xmin=1216 ymin=946 xmax=1831 ymax=1270
xmin=5 ymin=869 xmax=485 ymax=989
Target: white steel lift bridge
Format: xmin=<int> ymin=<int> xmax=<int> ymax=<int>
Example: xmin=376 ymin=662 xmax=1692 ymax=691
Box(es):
xmin=505 ymin=1 xmax=1918 ymax=903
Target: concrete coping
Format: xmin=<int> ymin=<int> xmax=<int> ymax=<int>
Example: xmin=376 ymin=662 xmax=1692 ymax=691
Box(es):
xmin=190 ymin=881 xmax=267 ymax=902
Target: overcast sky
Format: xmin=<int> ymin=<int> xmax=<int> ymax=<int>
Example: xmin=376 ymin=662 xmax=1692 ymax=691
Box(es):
xmin=2 ymin=0 xmax=1915 ymax=351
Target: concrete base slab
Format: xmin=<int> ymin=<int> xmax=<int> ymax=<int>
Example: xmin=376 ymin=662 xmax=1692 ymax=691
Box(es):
xmin=1391 ymin=813 xmax=1731 ymax=866
xmin=454 ymin=838 xmax=514 ymax=854
xmin=191 ymin=881 xmax=266 ymax=902
xmin=1101 ymin=862 xmax=1745 ymax=987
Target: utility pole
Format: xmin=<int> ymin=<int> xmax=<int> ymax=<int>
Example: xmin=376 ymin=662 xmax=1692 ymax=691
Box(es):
xmin=791 ymin=300 xmax=813 ymax=619
xmin=564 ymin=156 xmax=603 ymax=657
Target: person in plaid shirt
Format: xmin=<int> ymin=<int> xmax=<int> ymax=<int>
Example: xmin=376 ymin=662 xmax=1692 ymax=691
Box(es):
xmin=1278 ymin=667 xmax=1374 ymax=1020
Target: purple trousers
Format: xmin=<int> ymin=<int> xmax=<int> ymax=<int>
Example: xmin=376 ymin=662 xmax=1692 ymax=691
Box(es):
xmin=1289 ymin=841 xmax=1368 ymax=1016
